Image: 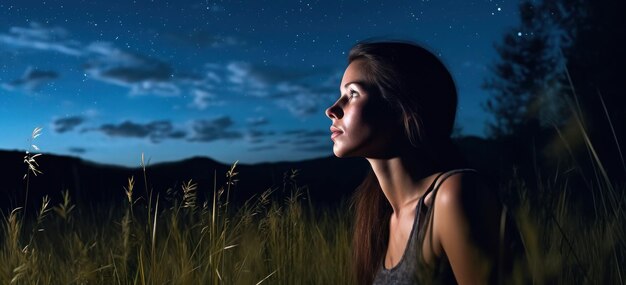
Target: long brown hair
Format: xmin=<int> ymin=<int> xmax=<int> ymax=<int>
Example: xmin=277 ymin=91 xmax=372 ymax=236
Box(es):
xmin=348 ymin=41 xmax=460 ymax=285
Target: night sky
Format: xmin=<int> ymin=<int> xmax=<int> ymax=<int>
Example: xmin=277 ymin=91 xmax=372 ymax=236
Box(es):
xmin=0 ymin=0 xmax=520 ymax=167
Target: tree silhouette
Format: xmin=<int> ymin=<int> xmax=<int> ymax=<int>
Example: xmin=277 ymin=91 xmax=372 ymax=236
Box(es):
xmin=484 ymin=1 xmax=561 ymax=137
xmin=484 ymin=0 xmax=626 ymax=179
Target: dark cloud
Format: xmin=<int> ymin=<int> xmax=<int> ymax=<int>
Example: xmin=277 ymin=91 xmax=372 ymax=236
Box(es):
xmin=0 ymin=23 xmax=335 ymax=118
xmin=227 ymin=62 xmax=327 ymax=87
xmin=188 ymin=116 xmax=242 ymax=142
xmin=84 ymin=42 xmax=180 ymax=96
xmin=96 ymin=120 xmax=186 ymax=143
xmin=53 ymin=116 xmax=85 ymax=133
xmin=0 ymin=24 xmax=188 ymax=97
xmin=68 ymin=147 xmax=87 ymax=154
xmin=3 ymin=68 xmax=59 ymax=91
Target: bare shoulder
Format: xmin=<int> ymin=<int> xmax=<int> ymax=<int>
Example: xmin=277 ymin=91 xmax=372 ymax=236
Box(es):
xmin=434 ymin=171 xmax=497 ymax=210
xmin=430 ymin=171 xmax=502 ymax=284
xmin=432 ymin=170 xmax=500 ymax=238
xmin=433 ymin=171 xmax=479 ymax=206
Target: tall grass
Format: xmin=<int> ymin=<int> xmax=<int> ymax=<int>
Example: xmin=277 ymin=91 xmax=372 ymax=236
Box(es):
xmin=502 ymin=72 xmax=626 ymax=284
xmin=0 ymin=158 xmax=352 ymax=284
xmin=1 ymin=116 xmax=624 ymax=284
xmin=503 ymin=169 xmax=624 ymax=284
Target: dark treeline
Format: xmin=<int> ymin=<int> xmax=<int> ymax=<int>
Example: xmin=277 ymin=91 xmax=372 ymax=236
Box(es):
xmin=483 ymin=0 xmax=626 ymax=215
xmin=1 ymin=149 xmax=371 ymax=218
xmin=481 ymin=2 xmax=625 ymax=280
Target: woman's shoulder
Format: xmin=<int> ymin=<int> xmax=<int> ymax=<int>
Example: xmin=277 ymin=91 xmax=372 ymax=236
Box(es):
xmin=423 ymin=169 xmax=480 ymax=207
xmin=434 ymin=168 xmax=480 ymax=197
xmin=432 ymin=168 xmax=496 ymax=222
xmin=430 ymin=168 xmax=502 ymax=283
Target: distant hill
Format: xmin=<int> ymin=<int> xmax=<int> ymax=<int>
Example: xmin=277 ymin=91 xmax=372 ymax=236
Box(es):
xmin=0 ymin=149 xmax=370 ymax=213
xmin=0 ymin=136 xmax=501 ymax=213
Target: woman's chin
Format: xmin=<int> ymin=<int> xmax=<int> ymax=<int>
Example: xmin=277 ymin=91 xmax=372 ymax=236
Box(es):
xmin=333 ymin=145 xmax=358 ymax=158
xmin=332 ymin=145 xmax=347 ymax=158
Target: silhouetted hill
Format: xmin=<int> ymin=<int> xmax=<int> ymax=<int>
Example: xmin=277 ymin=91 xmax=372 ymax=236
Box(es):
xmin=0 ymin=136 xmax=502 ymax=214
xmin=0 ymin=149 xmax=370 ymax=213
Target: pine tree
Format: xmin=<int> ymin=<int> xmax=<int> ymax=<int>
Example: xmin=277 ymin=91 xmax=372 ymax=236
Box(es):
xmin=484 ymin=0 xmax=626 ymax=178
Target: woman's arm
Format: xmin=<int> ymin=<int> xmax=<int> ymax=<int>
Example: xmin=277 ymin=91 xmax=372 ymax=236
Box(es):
xmin=432 ymin=173 xmax=502 ymax=285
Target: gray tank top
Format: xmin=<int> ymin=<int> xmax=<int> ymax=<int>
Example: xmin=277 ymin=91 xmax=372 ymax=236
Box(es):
xmin=372 ymin=169 xmax=477 ymax=285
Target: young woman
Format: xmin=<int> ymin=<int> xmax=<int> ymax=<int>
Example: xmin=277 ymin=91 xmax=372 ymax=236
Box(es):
xmin=325 ymin=41 xmax=504 ymax=284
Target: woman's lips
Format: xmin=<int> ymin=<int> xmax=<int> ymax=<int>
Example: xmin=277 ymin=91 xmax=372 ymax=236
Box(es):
xmin=330 ymin=126 xmax=343 ymax=140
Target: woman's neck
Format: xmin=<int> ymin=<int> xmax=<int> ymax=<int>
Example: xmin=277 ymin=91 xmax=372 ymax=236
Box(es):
xmin=366 ymin=150 xmax=441 ymax=217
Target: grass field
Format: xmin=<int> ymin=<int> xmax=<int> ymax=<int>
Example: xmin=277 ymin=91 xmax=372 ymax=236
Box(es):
xmin=1 ymin=129 xmax=624 ymax=284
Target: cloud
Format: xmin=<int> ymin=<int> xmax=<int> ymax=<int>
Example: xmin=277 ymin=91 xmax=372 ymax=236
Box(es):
xmin=1 ymin=23 xmax=338 ymax=118
xmin=224 ymin=62 xmax=339 ymax=117
xmin=0 ymin=22 xmax=83 ymax=56
xmin=226 ymin=62 xmax=325 ymax=90
xmin=53 ymin=115 xmax=85 ymax=133
xmin=276 ymin=92 xmax=321 ymax=116
xmin=3 ymin=68 xmax=59 ymax=92
xmin=84 ymin=42 xmax=180 ymax=96
xmin=189 ymin=89 xmax=225 ymax=110
xmin=188 ymin=116 xmax=242 ymax=142
xmin=68 ymin=147 xmax=87 ymax=154
xmin=246 ymin=116 xmax=269 ymax=127
xmin=95 ymin=120 xmax=186 ymax=143
xmin=0 ymin=24 xmax=188 ymax=97
xmin=77 ymin=116 xmax=326 ymax=148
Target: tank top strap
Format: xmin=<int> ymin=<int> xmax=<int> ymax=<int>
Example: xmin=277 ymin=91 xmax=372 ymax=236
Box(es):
xmin=419 ymin=169 xmax=476 ymax=205
xmin=431 ymin=168 xmax=478 ymax=196
xmin=418 ymin=168 xmax=478 ymax=240
xmin=418 ymin=171 xmax=448 ymax=208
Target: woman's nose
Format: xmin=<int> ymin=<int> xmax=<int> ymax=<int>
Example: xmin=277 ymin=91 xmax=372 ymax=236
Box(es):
xmin=325 ymin=101 xmax=343 ymax=119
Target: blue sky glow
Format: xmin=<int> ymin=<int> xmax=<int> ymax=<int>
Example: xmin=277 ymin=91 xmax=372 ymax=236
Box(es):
xmin=0 ymin=0 xmax=520 ymax=166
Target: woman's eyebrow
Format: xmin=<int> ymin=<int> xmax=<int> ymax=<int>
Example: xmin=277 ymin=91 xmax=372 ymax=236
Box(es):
xmin=340 ymin=81 xmax=364 ymax=93
xmin=343 ymin=81 xmax=361 ymax=89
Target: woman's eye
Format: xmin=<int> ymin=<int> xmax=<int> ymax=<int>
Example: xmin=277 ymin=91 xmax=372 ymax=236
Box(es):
xmin=349 ymin=90 xmax=359 ymax=98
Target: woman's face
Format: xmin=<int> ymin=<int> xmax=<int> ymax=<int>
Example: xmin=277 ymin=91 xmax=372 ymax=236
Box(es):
xmin=325 ymin=59 xmax=403 ymax=158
